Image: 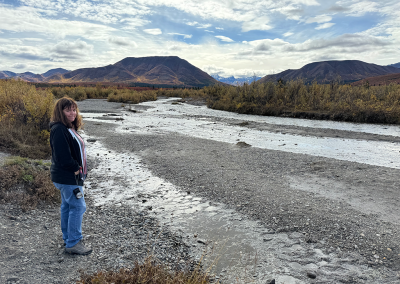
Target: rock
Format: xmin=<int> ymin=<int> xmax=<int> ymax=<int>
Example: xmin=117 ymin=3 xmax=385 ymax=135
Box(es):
xmin=307 ymin=271 xmax=317 ymax=279
xmin=236 ymin=141 xmax=251 ymax=147
xmin=87 ymin=139 xmax=97 ymax=143
xmin=197 ymin=239 xmax=207 ymax=245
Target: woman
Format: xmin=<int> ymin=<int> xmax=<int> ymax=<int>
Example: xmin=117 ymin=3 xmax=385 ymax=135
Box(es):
xmin=50 ymin=96 xmax=92 ymax=255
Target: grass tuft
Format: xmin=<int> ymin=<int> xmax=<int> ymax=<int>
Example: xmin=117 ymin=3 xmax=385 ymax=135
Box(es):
xmin=77 ymin=255 xmax=211 ymax=284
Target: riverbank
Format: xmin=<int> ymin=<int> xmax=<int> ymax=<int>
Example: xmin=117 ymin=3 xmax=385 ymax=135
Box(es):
xmin=78 ymin=98 xmax=400 ymax=283
xmin=2 ymin=98 xmax=400 ymax=283
xmin=0 ymin=179 xmax=194 ymax=284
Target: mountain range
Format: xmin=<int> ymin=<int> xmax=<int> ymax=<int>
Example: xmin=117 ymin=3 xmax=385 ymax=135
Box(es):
xmin=258 ymin=60 xmax=400 ymax=84
xmin=211 ymin=74 xmax=262 ymax=85
xmin=1 ymin=57 xmax=218 ymax=87
xmin=0 ymin=68 xmax=69 ymax=82
xmin=2 ymin=57 xmax=400 ymax=86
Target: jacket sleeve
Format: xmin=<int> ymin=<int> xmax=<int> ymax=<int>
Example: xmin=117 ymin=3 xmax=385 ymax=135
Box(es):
xmin=51 ymin=126 xmax=80 ymax=172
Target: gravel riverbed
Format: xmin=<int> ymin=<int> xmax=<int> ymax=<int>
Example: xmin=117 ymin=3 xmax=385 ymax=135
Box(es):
xmin=1 ymin=98 xmax=400 ymax=283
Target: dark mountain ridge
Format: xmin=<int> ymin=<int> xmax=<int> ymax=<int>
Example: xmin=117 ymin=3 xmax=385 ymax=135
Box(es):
xmin=1 ymin=56 xmax=219 ymax=87
xmin=0 ymin=71 xmax=17 ymax=79
xmin=0 ymin=68 xmax=69 ymax=81
xmin=389 ymin=62 xmax=400 ymax=68
xmin=259 ymin=60 xmax=400 ymax=84
xmin=48 ymin=56 xmax=219 ymax=87
xmin=42 ymin=68 xmax=69 ymax=77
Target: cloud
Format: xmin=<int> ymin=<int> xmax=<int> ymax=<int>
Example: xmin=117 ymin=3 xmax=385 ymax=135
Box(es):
xmin=108 ymin=37 xmax=137 ymax=46
xmin=186 ymin=21 xmax=212 ymax=29
xmin=144 ymin=28 xmax=162 ymax=35
xmin=50 ymin=39 xmax=93 ymax=59
xmin=12 ymin=63 xmax=28 ymax=69
xmin=316 ymin=22 xmax=335 ymax=30
xmin=276 ymin=6 xmax=305 ymax=21
xmin=215 ymin=27 xmax=224 ymax=30
xmin=254 ymin=43 xmax=270 ymax=51
xmin=291 ymin=0 xmax=320 ymax=5
xmin=169 ymin=45 xmax=182 ymax=51
xmin=248 ymin=38 xmax=289 ymax=47
xmin=121 ymin=18 xmax=151 ymax=30
xmin=168 ymin=33 xmax=192 ymax=39
xmin=242 ymin=17 xmax=272 ymax=32
xmin=283 ymin=32 xmax=294 ymax=37
xmin=238 ymin=38 xmax=289 ymax=56
xmin=20 ymin=0 xmax=151 ymax=25
xmin=197 ymin=23 xmax=212 ymax=29
xmin=215 ymin=36 xmax=234 ymax=42
xmin=305 ymin=15 xmax=332 ymax=24
xmin=345 ymin=1 xmax=379 ymax=17
xmin=326 ymin=5 xmax=350 ymax=13
xmin=0 ymin=45 xmax=52 ymax=61
xmin=0 ymin=5 xmax=118 ymax=41
xmin=284 ymin=34 xmax=391 ymax=53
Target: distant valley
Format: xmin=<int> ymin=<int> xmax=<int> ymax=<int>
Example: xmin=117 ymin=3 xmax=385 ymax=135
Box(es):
xmin=211 ymin=74 xmax=262 ymax=85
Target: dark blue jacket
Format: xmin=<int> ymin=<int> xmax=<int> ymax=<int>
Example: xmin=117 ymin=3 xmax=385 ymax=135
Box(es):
xmin=50 ymin=122 xmax=84 ymax=186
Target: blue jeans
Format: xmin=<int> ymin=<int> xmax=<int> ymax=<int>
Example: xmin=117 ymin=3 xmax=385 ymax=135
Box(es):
xmin=53 ymin=182 xmax=86 ymax=248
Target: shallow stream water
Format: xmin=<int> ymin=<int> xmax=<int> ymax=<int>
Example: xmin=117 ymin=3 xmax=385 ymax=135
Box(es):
xmin=82 ymin=98 xmax=400 ymax=283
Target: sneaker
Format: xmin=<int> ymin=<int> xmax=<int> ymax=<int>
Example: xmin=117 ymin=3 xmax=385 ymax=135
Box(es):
xmin=65 ymin=240 xmax=92 ymax=255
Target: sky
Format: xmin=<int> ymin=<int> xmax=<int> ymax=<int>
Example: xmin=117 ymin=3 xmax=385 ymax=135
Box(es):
xmin=1 ymin=0 xmax=399 ymax=78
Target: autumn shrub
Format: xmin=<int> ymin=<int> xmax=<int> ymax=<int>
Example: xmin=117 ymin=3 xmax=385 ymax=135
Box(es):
xmin=0 ymin=156 xmax=59 ymax=210
xmin=205 ymin=80 xmax=400 ymax=124
xmin=156 ymin=88 xmax=207 ymax=99
xmin=107 ymin=89 xmax=157 ymax=103
xmin=50 ymin=84 xmax=116 ymax=100
xmin=0 ymin=79 xmax=54 ymax=158
xmin=78 ymin=255 xmax=211 ymax=284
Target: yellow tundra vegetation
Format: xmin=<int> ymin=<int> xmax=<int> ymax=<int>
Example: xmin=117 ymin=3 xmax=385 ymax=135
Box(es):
xmin=0 ymin=80 xmax=54 ymax=158
xmin=204 ymin=80 xmax=400 ymax=124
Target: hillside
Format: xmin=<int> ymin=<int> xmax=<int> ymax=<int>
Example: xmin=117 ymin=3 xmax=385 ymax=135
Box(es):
xmin=389 ymin=63 xmax=400 ymax=68
xmin=352 ymin=73 xmax=400 ymax=86
xmin=48 ymin=56 xmax=220 ymax=87
xmin=1 ymin=57 xmax=220 ymax=87
xmin=42 ymin=68 xmax=69 ymax=77
xmin=0 ymin=71 xmax=17 ymax=79
xmin=259 ymin=60 xmax=400 ymax=84
xmin=0 ymin=69 xmax=69 ymax=81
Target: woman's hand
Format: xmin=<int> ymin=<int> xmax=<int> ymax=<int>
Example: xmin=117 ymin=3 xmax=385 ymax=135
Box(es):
xmin=74 ymin=170 xmax=79 ymax=175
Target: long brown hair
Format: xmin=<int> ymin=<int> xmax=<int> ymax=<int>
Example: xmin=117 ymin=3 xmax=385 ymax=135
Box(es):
xmin=51 ymin=96 xmax=83 ymax=130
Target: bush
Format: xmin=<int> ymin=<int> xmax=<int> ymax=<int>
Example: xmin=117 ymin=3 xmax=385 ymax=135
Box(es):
xmin=107 ymin=89 xmax=157 ymax=103
xmin=205 ymin=80 xmax=400 ymax=124
xmin=0 ymin=79 xmax=54 ymax=158
xmin=0 ymin=156 xmax=59 ymax=210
